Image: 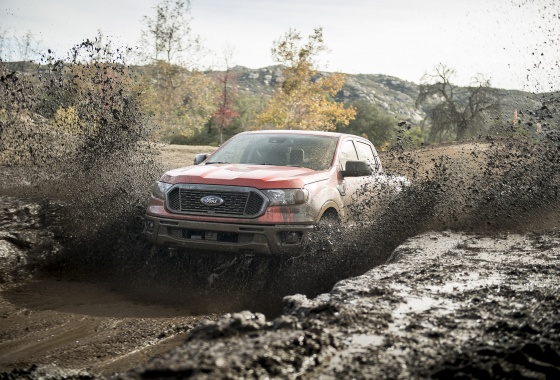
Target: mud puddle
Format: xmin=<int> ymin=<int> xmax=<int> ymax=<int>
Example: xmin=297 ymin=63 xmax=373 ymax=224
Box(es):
xmin=0 ymin=277 xmax=215 ymax=376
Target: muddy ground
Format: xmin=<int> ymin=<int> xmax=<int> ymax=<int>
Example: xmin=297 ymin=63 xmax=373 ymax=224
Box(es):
xmin=1 ymin=142 xmax=559 ymax=379
xmin=126 ymin=231 xmax=560 ymax=379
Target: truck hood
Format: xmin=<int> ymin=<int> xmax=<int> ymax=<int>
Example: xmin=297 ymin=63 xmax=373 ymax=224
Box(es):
xmin=161 ymin=164 xmax=330 ymax=189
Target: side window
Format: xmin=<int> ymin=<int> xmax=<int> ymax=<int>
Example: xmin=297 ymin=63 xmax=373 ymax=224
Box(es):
xmin=339 ymin=140 xmax=358 ymax=170
xmin=355 ymin=141 xmax=380 ymax=172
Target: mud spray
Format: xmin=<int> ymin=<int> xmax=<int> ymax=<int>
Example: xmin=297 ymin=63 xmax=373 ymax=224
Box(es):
xmin=2 ymin=42 xmax=560 ymax=318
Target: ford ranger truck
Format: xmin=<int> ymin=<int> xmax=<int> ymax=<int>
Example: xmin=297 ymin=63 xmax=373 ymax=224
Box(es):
xmin=144 ymin=130 xmax=392 ymax=256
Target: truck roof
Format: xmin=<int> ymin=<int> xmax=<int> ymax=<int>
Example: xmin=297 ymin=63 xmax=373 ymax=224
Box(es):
xmin=237 ymin=130 xmax=350 ymax=138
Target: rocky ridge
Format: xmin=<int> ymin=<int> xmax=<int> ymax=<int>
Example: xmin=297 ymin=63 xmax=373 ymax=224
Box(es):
xmin=230 ymin=65 xmax=545 ymax=126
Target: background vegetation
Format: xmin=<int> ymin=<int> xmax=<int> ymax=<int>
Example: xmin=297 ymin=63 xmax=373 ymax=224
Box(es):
xmin=0 ymin=0 xmax=553 ymax=154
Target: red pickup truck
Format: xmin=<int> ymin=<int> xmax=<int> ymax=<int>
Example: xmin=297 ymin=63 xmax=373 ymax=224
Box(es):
xmin=145 ymin=130 xmax=403 ymax=256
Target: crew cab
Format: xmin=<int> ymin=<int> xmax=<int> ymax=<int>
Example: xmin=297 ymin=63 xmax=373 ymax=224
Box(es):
xmin=145 ymin=130 xmax=402 ymax=256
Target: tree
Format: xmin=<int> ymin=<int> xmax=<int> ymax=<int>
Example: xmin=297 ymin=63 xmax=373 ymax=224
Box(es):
xmin=139 ymin=0 xmax=201 ymax=66
xmin=211 ymin=46 xmax=239 ymax=144
xmin=140 ymin=66 xmax=218 ymax=142
xmin=138 ymin=0 xmax=216 ymax=142
xmin=339 ymin=99 xmax=396 ymax=147
xmin=232 ymin=92 xmax=267 ymax=131
xmin=139 ymin=0 xmax=198 ymax=106
xmin=416 ymin=64 xmax=500 ymax=141
xmin=257 ymin=28 xmax=355 ymax=130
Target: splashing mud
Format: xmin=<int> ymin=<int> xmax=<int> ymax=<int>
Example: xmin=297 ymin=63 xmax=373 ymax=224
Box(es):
xmin=2 ymin=41 xmax=560 ymax=319
xmin=0 ymin=43 xmax=159 ymax=288
xmin=2 ymin=49 xmax=560 ymax=380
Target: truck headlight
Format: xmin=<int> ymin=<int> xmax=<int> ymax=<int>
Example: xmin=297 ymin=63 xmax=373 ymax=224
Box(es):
xmin=150 ymin=181 xmax=173 ymax=200
xmin=263 ymin=189 xmax=309 ymax=206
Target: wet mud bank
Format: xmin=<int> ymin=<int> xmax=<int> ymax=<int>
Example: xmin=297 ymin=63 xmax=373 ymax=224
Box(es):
xmin=0 ymin=196 xmax=64 ymax=283
xmin=124 ymin=231 xmax=560 ymax=379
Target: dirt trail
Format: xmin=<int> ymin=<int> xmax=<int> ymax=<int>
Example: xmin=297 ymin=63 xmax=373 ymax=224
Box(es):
xmin=0 ymin=278 xmax=213 ymax=376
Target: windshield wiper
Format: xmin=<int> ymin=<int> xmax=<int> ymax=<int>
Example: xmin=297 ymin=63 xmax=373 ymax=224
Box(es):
xmin=205 ymin=161 xmax=229 ymax=164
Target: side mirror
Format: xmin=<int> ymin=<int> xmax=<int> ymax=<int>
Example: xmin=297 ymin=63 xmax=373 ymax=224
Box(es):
xmin=194 ymin=153 xmax=209 ymax=165
xmin=341 ymin=160 xmax=373 ymax=177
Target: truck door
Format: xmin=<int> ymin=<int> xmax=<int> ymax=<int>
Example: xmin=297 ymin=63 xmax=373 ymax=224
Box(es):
xmin=354 ymin=140 xmax=382 ymax=174
xmin=337 ymin=139 xmax=371 ymax=212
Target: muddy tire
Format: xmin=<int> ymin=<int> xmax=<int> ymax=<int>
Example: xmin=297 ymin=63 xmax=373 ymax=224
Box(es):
xmin=318 ymin=211 xmax=341 ymax=231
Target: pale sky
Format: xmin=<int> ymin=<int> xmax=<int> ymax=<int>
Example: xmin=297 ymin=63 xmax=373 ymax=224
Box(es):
xmin=1 ymin=0 xmax=558 ymax=92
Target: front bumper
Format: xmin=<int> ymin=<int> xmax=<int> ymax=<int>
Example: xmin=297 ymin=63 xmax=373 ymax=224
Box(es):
xmin=144 ymin=215 xmax=314 ymax=256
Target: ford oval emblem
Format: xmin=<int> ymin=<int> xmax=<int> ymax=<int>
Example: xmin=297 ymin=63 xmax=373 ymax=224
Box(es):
xmin=200 ymin=195 xmax=224 ymax=206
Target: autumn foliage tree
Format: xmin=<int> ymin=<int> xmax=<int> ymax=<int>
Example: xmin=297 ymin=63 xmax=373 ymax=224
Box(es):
xmin=257 ymin=28 xmax=355 ymax=130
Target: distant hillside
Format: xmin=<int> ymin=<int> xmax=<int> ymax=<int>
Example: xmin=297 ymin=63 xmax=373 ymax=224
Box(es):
xmin=229 ymin=65 xmax=547 ymax=127
xmin=5 ymin=61 xmax=552 ymax=130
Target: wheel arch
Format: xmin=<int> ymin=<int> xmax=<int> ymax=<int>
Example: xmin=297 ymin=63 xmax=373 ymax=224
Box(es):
xmin=317 ymin=201 xmax=341 ymax=223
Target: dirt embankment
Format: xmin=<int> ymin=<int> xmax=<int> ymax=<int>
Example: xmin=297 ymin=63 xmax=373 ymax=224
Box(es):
xmin=1 ymin=141 xmax=560 ymax=379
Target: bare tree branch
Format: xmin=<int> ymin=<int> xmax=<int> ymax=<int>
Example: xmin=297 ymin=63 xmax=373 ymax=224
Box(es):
xmin=416 ymin=64 xmax=500 ymax=141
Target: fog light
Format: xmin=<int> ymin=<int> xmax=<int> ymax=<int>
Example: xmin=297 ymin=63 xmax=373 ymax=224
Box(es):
xmin=280 ymin=231 xmax=303 ymax=244
xmin=145 ymin=220 xmax=155 ymax=232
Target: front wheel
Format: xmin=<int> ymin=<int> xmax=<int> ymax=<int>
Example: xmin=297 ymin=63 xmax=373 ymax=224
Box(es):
xmin=317 ymin=209 xmax=341 ymax=231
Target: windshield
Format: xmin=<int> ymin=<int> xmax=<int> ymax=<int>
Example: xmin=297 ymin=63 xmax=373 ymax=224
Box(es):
xmin=206 ymin=133 xmax=339 ymax=171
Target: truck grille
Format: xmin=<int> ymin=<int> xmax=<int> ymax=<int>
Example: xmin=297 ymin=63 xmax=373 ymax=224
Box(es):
xmin=166 ymin=185 xmax=267 ymax=218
